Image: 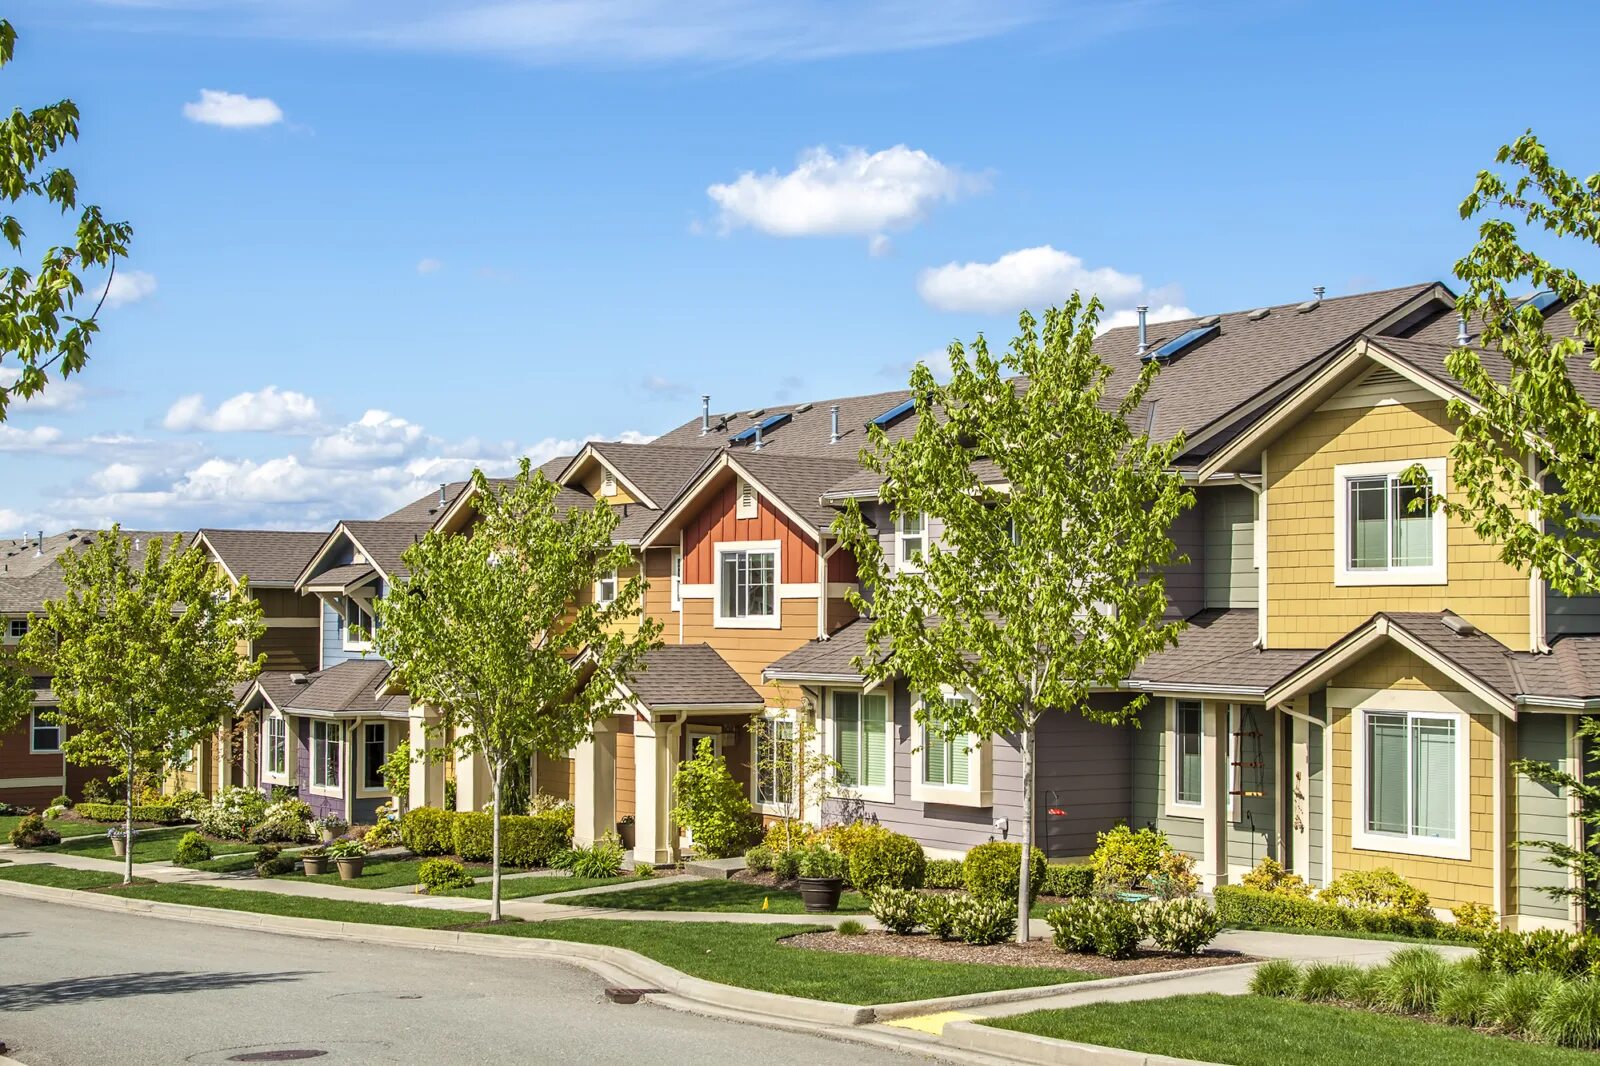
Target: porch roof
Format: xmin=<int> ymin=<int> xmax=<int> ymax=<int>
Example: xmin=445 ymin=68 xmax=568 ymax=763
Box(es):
xmin=242 ymin=659 xmax=403 ymax=718
xmin=764 ymin=617 xmax=887 ymax=683
xmin=1124 ymin=608 xmax=1320 ymax=698
xmin=623 ymin=644 xmax=762 ymax=710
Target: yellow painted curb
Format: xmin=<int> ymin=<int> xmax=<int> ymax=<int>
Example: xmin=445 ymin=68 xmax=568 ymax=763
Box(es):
xmin=883 ymin=1010 xmax=977 ymax=1036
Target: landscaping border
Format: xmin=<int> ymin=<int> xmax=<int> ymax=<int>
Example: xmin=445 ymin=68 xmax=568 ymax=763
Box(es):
xmin=944 ymin=1021 xmax=1220 ymax=1066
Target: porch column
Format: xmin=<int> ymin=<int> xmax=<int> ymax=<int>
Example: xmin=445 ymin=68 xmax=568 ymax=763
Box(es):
xmin=633 ymin=714 xmax=680 ymax=865
xmin=573 ymin=715 xmax=620 ymax=847
xmin=1202 ymin=702 xmax=1228 ymax=887
xmin=1290 ymin=714 xmax=1311 ymax=878
xmin=409 ymin=704 xmax=444 ymax=810
xmin=243 ymin=716 xmax=257 ymax=790
xmin=454 ymin=749 xmax=493 ymax=812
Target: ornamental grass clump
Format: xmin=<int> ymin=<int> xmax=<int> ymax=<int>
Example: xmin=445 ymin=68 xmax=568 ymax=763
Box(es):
xmin=1436 ymin=969 xmax=1497 ymax=1027
xmin=867 ymin=887 xmax=923 ymax=935
xmin=1336 ymin=964 xmax=1387 ymax=1009
xmin=1296 ymin=962 xmax=1363 ymax=1003
xmin=1249 ymin=959 xmax=1302 ymax=998
xmin=1532 ymin=978 xmax=1600 ymax=1049
xmin=1487 ymin=971 xmax=1562 ymax=1035
xmin=1377 ymin=947 xmax=1455 ymax=1015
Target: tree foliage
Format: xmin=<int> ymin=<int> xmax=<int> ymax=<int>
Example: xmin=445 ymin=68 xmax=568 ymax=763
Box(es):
xmin=1437 ymin=132 xmax=1600 ymax=596
xmin=372 ymin=459 xmax=661 ymax=918
xmin=0 ymin=20 xmax=133 ymax=421
xmin=834 ymin=294 xmax=1193 ymax=938
xmin=18 ymin=529 xmax=263 ymax=883
xmin=0 ymin=655 xmax=28 ymax=745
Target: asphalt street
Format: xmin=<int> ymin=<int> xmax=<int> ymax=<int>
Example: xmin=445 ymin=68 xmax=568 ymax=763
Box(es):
xmin=0 ymin=897 xmax=933 ymax=1065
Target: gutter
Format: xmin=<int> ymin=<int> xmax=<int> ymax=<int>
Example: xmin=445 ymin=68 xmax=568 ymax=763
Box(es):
xmin=1516 ymin=694 xmax=1600 ymax=711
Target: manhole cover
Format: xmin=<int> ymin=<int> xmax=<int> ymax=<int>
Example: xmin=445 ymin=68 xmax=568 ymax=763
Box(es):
xmin=228 ymin=1052 xmax=328 ymax=1063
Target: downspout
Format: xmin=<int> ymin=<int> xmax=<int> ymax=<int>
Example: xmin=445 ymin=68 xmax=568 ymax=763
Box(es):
xmin=816 ymin=535 xmax=845 ymax=639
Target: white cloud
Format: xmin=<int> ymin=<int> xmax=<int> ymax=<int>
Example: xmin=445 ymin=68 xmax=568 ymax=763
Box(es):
xmin=103 ymin=269 xmax=158 ymax=309
xmin=707 ymin=145 xmax=984 ymax=242
xmin=416 ymin=258 xmax=444 ymax=274
xmin=868 ymin=234 xmax=893 ymax=257
xmin=917 ymin=245 xmax=1146 ymax=314
xmin=0 ymin=368 xmax=86 ymax=411
xmin=0 ymin=424 xmax=63 ymax=451
xmin=182 ymin=89 xmax=284 ymax=128
xmin=90 ymin=462 xmax=148 ymax=494
xmin=308 ymin=409 xmax=428 ymax=466
xmin=164 ymin=386 xmax=326 ymax=435
xmin=1097 ymin=303 xmax=1195 ymax=334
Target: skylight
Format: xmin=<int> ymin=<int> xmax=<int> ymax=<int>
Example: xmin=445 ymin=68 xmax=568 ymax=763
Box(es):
xmin=1518 ymin=290 xmax=1561 ymax=315
xmin=729 ymin=412 xmax=792 ymax=444
xmin=1142 ymin=323 xmax=1220 ymax=363
xmin=869 ymin=398 xmax=916 ymax=429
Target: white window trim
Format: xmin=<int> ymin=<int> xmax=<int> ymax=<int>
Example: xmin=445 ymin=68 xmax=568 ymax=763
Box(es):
xmin=895 ymin=512 xmax=927 ymax=573
xmin=341 ymin=596 xmax=375 ymax=653
xmin=29 ymin=709 xmax=61 ymax=754
xmin=750 ymin=708 xmax=798 ymax=817
xmin=357 ymin=721 xmax=390 ymax=797
xmin=262 ymin=711 xmax=289 ymax=783
xmin=1350 ymin=701 xmax=1471 ymax=862
xmin=824 ymin=684 xmax=895 ymax=804
xmin=713 ymin=539 xmax=782 ymax=630
xmin=595 ymin=570 xmax=618 ymax=607
xmin=309 ymin=719 xmax=344 ymax=797
xmin=670 ymin=549 xmax=682 ymax=612
xmin=5 ymin=617 xmax=27 ymax=643
xmin=1164 ymin=698 xmax=1205 ymax=818
xmin=909 ymin=688 xmax=991 ymax=807
xmin=1332 ymin=457 xmax=1448 ymax=587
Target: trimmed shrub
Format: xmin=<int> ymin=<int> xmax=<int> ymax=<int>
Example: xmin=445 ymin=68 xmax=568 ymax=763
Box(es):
xmin=1214 ymin=885 xmax=1462 ymax=941
xmin=1436 ymin=969 xmax=1496 ymax=1026
xmin=1040 ymin=863 xmax=1094 ymax=899
xmin=419 ymin=858 xmax=476 ymax=892
xmin=796 ymin=844 xmax=847 ymax=880
xmin=50 ymin=793 xmax=72 ymax=809
xmin=744 ymin=845 xmax=776 ymax=872
xmin=772 ymin=849 xmax=800 ymax=881
xmin=1297 ymin=962 xmax=1362 ymax=1003
xmin=1532 ymin=977 xmax=1600 ymax=1049
xmin=247 ymin=798 xmax=315 ymax=844
xmin=400 ymin=807 xmax=458 ymax=857
xmin=8 ymin=813 xmax=59 ymax=847
xmin=817 ymin=821 xmax=884 ymax=864
xmin=671 ymin=738 xmax=758 ymax=858
xmin=499 ymin=811 xmax=573 ymax=867
xmin=1044 ymin=900 xmax=1097 ymax=953
xmin=1378 ymin=947 xmax=1454 ymax=1014
xmin=76 ymin=802 xmax=183 ymax=826
xmin=848 ymin=830 xmax=926 ymax=892
xmin=253 ymin=843 xmax=296 ymax=877
xmin=1476 ymin=928 xmax=1594 ymax=978
xmin=1240 ymin=856 xmax=1311 ymax=898
xmin=924 ymin=858 xmax=963 ymax=890
xmin=192 ymin=786 xmax=267 ymax=838
xmin=963 ymin=841 xmax=1048 ymax=904
xmin=950 ymin=895 xmax=1017 ymax=946
xmin=1249 ymin=959 xmax=1302 ymax=998
xmin=1142 ymin=897 xmax=1221 ymax=955
xmin=868 ymin=887 xmax=923 ymax=935
xmin=1089 ymin=899 xmax=1143 ymax=959
xmin=173 ymin=831 xmax=213 ymax=866
xmin=920 ymin=895 xmax=957 ymax=940
xmin=1322 ymin=868 xmax=1431 ymax=918
xmin=1089 ymin=824 xmax=1199 ymax=898
xmin=452 ymin=812 xmax=494 ymax=861
xmin=761 ymin=819 xmax=815 ymax=853
xmin=569 ymin=834 xmax=625 ymax=879
xmin=1488 ymin=971 xmax=1561 ymax=1035
xmin=1451 ymin=901 xmax=1497 ymax=937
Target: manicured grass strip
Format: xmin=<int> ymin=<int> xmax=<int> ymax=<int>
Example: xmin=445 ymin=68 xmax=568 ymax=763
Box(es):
xmin=103 ymin=882 xmax=495 ymax=930
xmin=1 ymin=815 xmax=123 ymax=841
xmin=443 ymin=873 xmax=648 ymax=900
xmin=188 ymin=851 xmax=272 ymax=874
xmin=44 ymin=826 xmax=257 ymax=865
xmin=546 ymin=878 xmax=869 ymax=914
xmin=273 ymin=855 xmax=493 ymax=890
xmin=0 ymin=863 xmax=128 ymax=890
xmin=984 ymin=994 xmax=1596 ymax=1066
xmin=477 ymin=920 xmax=1087 ymax=1004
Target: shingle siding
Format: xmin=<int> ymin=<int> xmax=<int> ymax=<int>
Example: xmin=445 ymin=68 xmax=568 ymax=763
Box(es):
xmin=1203 ymin=485 xmax=1257 ymax=609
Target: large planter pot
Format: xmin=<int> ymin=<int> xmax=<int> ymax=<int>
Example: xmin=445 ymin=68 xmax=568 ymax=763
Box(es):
xmin=111 ymin=836 xmax=128 ymax=858
xmin=798 ymin=876 xmax=844 ymax=913
xmin=320 ymin=828 xmax=336 ymax=844
xmin=335 ymin=856 xmax=366 ymax=881
xmin=301 ymin=855 xmax=330 ymax=876
xmin=616 ymin=821 xmax=636 ymax=850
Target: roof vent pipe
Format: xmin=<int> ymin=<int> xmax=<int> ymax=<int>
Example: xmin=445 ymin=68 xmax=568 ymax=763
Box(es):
xmin=1135 ymin=306 xmax=1149 ymax=356
xmin=1313 ymin=286 xmax=1326 ymax=301
xmin=829 ymin=404 xmax=841 ymax=445
xmin=1457 ymin=314 xmax=1469 ymax=346
xmin=438 ymin=482 xmax=447 ymax=507
xmin=34 ymin=530 xmax=42 ymax=557
xmin=700 ymin=395 xmax=711 ymax=436
xmin=753 ymin=423 xmax=765 ymax=450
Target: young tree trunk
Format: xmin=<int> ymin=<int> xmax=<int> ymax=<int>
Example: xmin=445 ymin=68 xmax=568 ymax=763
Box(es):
xmin=1017 ymin=718 xmax=1035 ymax=945
xmin=123 ymin=745 xmax=135 ymax=886
xmin=490 ymin=761 xmax=503 ymax=923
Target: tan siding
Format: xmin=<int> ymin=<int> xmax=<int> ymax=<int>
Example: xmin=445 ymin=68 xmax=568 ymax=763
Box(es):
xmin=681 ymin=597 xmax=818 ymax=703
xmin=615 ymin=720 xmax=636 ymax=820
xmin=1266 ymin=398 xmax=1530 ymax=649
xmin=641 ymin=547 xmax=676 ymax=631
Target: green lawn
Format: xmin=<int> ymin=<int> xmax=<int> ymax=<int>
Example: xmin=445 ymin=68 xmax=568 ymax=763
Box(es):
xmin=984 ymin=994 xmax=1597 ymax=1066
xmin=547 ymin=878 xmax=869 ymax=914
xmin=0 ymin=863 xmax=131 ymax=890
xmin=272 ymin=855 xmax=493 ymax=890
xmin=1 ymin=815 xmax=123 ymax=842
xmin=104 ymin=882 xmax=496 ymax=929
xmin=478 ymin=920 xmax=1087 ymax=1004
xmin=443 ymin=873 xmax=648 ymax=900
xmin=42 ymin=826 xmax=259 ymax=865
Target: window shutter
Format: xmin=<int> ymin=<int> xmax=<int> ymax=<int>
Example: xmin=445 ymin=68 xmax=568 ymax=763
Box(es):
xmin=863 ymin=694 xmax=888 ymax=787
xmin=1366 ymin=714 xmax=1409 ymax=835
xmin=1412 ymin=717 xmax=1456 ymax=838
xmin=834 ymin=693 xmax=860 ymax=786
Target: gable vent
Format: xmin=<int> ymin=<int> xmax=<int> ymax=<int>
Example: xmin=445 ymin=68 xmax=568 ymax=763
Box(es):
xmin=600 ymin=470 xmax=617 ymax=498
xmin=1360 ymin=367 xmax=1408 ymax=390
xmin=736 ymin=478 xmax=758 ymax=520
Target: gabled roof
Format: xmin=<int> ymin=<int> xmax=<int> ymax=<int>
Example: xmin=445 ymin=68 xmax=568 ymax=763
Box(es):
xmin=193 ymin=529 xmax=327 ymax=588
xmin=638 ymin=450 xmax=861 ymax=549
xmin=429 ymin=456 xmax=588 ymax=535
xmin=295 ymin=520 xmax=431 ymax=589
xmin=621 ymin=644 xmax=762 ymax=710
xmin=242 ymin=659 xmax=401 ymax=717
xmin=558 ymin=441 xmax=718 ymax=510
xmin=765 ymin=617 xmax=886 ymax=683
xmin=1124 ymin=608 xmax=1319 ymax=697
xmin=0 ymin=530 xmax=187 ymax=614
xmin=301 ymin=563 xmax=378 ymax=592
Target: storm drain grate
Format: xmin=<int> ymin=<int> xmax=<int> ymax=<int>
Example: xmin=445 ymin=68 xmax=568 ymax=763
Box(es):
xmin=228 ymin=1051 xmax=329 ymax=1063
xmin=604 ymin=987 xmax=664 ymax=1004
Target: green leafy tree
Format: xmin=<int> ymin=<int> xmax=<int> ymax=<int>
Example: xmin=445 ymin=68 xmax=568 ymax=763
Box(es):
xmin=0 ymin=20 xmax=133 ymax=421
xmin=371 ymin=459 xmax=661 ymax=920
xmin=672 ymin=737 xmax=758 ymax=859
xmin=19 ymin=529 xmax=264 ymax=883
xmin=835 ymin=295 xmax=1193 ymax=940
xmin=380 ymin=738 xmax=412 ymax=814
xmin=0 ymin=657 xmax=29 ymax=748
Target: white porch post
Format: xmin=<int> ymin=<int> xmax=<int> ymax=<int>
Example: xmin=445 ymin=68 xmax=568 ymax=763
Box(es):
xmin=573 ymin=716 xmax=620 ymax=847
xmin=408 ymin=704 xmax=443 ymax=809
xmin=1202 ymin=702 xmax=1228 ymax=887
xmin=633 ymin=714 xmax=680 ymax=865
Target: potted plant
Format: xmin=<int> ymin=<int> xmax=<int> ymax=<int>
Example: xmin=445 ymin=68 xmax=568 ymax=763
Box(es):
xmin=616 ymin=814 xmax=635 ymax=850
xmin=314 ymin=816 xmax=349 ymax=844
xmin=300 ymin=845 xmax=330 ymax=876
xmin=796 ymin=844 xmax=847 ymax=913
xmin=328 ymin=839 xmax=367 ymax=880
xmin=108 ymin=826 xmax=130 ymax=858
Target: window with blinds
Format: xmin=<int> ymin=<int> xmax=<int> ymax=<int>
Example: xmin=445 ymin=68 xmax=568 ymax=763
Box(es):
xmin=1366 ymin=711 xmax=1457 ymax=841
xmin=1174 ymin=700 xmax=1203 ymax=805
xmin=755 ymin=718 xmax=795 ymax=805
xmin=1346 ymin=472 xmax=1434 ymax=572
xmin=834 ymin=691 xmax=888 ymax=789
xmin=266 ymin=714 xmax=287 ymax=776
xmin=923 ymin=726 xmax=970 ymax=787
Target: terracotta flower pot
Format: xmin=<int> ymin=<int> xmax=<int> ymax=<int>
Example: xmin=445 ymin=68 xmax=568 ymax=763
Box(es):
xmin=798 ymin=876 xmax=844 ymax=913
xmin=301 ymin=855 xmax=330 ymax=876
xmin=335 ymin=856 xmax=366 ymax=880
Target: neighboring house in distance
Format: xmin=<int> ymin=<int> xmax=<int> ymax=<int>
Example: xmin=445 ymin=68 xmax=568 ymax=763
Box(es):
xmin=0 ymin=529 xmax=184 ymax=807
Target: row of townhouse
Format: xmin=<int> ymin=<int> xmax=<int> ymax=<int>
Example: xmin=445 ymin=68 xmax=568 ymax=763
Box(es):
xmin=4 ymin=278 xmax=1598 ymax=932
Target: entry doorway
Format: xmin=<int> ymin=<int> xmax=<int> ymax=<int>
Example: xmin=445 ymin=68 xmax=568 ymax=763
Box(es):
xmin=681 ymin=725 xmax=725 ymax=851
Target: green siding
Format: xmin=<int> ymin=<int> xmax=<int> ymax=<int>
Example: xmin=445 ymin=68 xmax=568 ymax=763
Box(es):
xmin=1516 ymin=714 xmax=1573 ymax=923
xmin=1225 ymin=705 xmax=1277 ymax=870
xmin=1307 ymin=693 xmax=1326 ymax=885
xmin=1203 ymin=486 xmax=1257 ymax=609
xmin=1130 ymin=705 xmax=1204 ymax=858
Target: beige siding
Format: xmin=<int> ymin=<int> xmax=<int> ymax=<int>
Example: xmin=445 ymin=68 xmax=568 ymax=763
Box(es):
xmin=681 ymin=597 xmax=818 ymax=703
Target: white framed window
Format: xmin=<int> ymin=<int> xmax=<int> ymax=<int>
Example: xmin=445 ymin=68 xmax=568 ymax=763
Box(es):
xmin=362 ymin=722 xmax=388 ymax=791
xmin=832 ymin=689 xmax=891 ymax=802
xmin=311 ymin=719 xmax=343 ymax=794
xmin=909 ymin=689 xmax=991 ymax=807
xmin=670 ymin=549 xmax=682 ymax=611
xmin=264 ymin=713 xmax=288 ymax=778
xmin=1352 ymin=706 xmax=1468 ymax=860
xmin=715 ymin=541 xmax=779 ymax=628
xmin=753 ymin=714 xmax=796 ymax=811
xmin=1170 ymin=699 xmax=1204 ymax=810
xmin=600 ymin=470 xmax=617 ymax=498
xmin=343 ymin=596 xmax=375 ymax=650
xmin=736 ymin=478 xmax=758 ymax=520
xmin=1332 ymin=458 xmax=1447 ymax=586
xmin=7 ymin=618 xmax=27 ymax=641
xmin=29 ymin=710 xmax=60 ymax=754
xmin=596 ymin=570 xmax=618 ymax=606
xmin=922 ymin=724 xmax=970 ymax=788
xmin=896 ymin=512 xmax=926 ymax=572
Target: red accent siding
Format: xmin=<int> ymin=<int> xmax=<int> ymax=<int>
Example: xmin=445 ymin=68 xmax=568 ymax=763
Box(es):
xmin=828 ymin=547 xmax=859 ymax=583
xmin=683 ymin=482 xmax=817 ymax=585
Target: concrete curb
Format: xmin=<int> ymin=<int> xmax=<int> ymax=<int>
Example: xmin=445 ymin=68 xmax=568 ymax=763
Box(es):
xmin=871 ymin=961 xmax=1262 ymax=1021
xmin=943 ymin=1022 xmax=1220 ymax=1066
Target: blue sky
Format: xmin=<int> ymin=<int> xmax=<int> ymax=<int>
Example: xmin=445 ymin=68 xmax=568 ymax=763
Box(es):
xmin=3 ymin=0 xmax=1598 ymax=533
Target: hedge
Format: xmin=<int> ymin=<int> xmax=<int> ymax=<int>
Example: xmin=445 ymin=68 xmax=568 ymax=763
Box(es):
xmin=1214 ymin=885 xmax=1471 ymax=942
xmin=451 ymin=810 xmax=571 ymax=867
xmin=75 ymin=802 xmax=184 ymax=825
xmin=847 ymin=829 xmax=926 ymax=891
xmin=399 ymin=807 xmax=457 ymax=856
xmin=1041 ymin=863 xmax=1094 ymax=899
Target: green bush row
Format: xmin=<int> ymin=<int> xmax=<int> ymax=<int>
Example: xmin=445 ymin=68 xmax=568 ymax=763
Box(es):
xmin=75 ymin=802 xmax=184 ymax=825
xmin=1215 ymin=885 xmax=1470 ymax=942
xmin=398 ymin=806 xmax=572 ymax=867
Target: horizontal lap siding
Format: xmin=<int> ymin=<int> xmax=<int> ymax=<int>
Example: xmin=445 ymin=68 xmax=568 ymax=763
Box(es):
xmin=1266 ymin=398 xmax=1530 ymax=650
xmin=321 ymin=600 xmax=351 ymax=669
xmin=615 ymin=722 xmax=635 ymax=820
xmin=1515 ymin=714 xmax=1572 ymax=922
xmin=1308 ymin=692 xmax=1327 ymax=883
xmin=1226 ymin=705 xmax=1277 ymax=870
xmin=1035 ymin=696 xmax=1134 ymax=857
xmin=680 ymin=598 xmax=818 ymax=703
xmin=255 ymin=627 xmax=319 ymax=673
xmin=1129 ymin=705 xmax=1204 ymax=858
xmin=0 ymin=714 xmax=62 ymax=782
xmin=683 ymin=483 xmax=816 ymax=586
xmin=1203 ymin=485 xmax=1257 ymax=609
xmin=1164 ymin=505 xmax=1204 ymax=620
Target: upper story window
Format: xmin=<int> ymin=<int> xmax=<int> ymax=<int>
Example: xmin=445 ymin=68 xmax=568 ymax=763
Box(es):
xmin=596 ymin=570 xmax=618 ymax=606
xmin=30 ymin=710 xmax=60 ymax=754
xmin=265 ymin=713 xmax=287 ymax=777
xmin=343 ymin=596 xmax=375 ymax=649
xmin=717 ymin=544 xmax=777 ymax=627
xmin=7 ymin=618 xmax=27 ymax=641
xmin=670 ymin=549 xmax=682 ymax=611
xmin=896 ymin=512 xmax=926 ymax=572
xmin=1333 ymin=458 xmax=1447 ymax=586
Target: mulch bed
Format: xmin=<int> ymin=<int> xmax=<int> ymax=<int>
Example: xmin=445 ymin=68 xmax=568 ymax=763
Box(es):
xmin=732 ymin=869 xmax=804 ymax=890
xmin=783 ymin=929 xmax=1257 ymax=976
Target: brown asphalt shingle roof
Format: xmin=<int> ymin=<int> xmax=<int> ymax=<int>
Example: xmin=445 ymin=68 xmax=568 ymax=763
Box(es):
xmin=1372 ymin=333 xmax=1600 ymax=409
xmin=302 ymin=563 xmax=378 ymax=590
xmin=731 ymin=452 xmax=863 ymax=531
xmin=342 ymin=521 xmax=434 ymax=581
xmin=385 ymin=456 xmax=574 ymax=524
xmin=624 ymin=644 xmax=762 ymax=708
xmin=652 ymin=387 xmax=919 ymax=459
xmin=197 ymin=529 xmax=328 ymax=587
xmin=278 ymin=659 xmax=394 ymax=715
xmin=1127 ymin=609 xmax=1319 ymax=692
xmin=0 ymin=530 xmax=187 ymax=614
xmin=586 ymin=442 xmax=719 ymax=508
xmin=765 ymin=618 xmax=884 ymax=682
